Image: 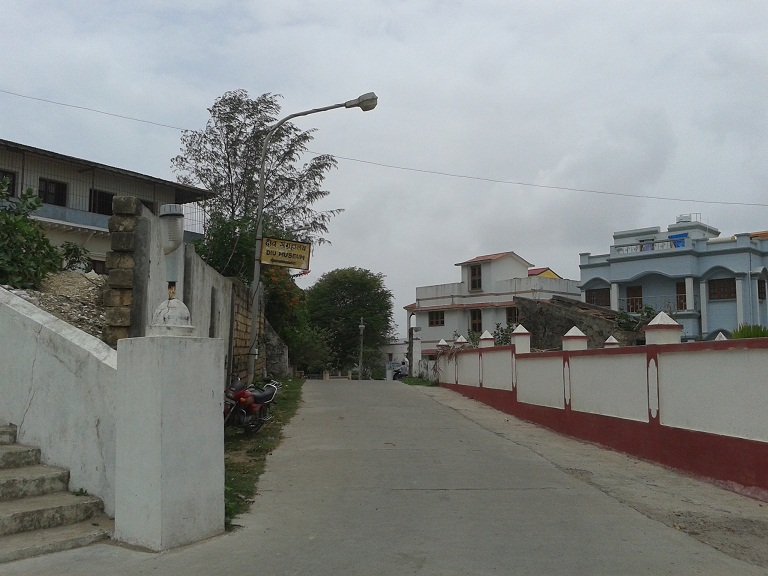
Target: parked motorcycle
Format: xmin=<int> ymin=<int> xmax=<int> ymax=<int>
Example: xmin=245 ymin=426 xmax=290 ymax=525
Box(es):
xmin=223 ymin=377 xmax=280 ymax=435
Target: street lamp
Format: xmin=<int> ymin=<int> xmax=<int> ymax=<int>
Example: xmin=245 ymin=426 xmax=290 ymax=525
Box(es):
xmin=358 ymin=317 xmax=365 ymax=381
xmin=246 ymin=92 xmax=378 ymax=385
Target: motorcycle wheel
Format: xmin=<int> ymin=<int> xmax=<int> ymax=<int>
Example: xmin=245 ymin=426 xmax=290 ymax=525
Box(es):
xmin=243 ymin=415 xmax=262 ymax=436
xmin=243 ymin=404 xmax=269 ymax=435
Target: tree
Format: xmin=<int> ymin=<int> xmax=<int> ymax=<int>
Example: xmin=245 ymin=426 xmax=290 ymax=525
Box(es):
xmin=171 ymin=89 xmax=341 ymax=238
xmin=0 ymin=179 xmax=60 ymax=289
xmin=284 ymin=309 xmax=336 ymax=374
xmin=192 ymin=214 xmax=256 ymax=284
xmin=305 ymin=268 xmax=394 ymax=370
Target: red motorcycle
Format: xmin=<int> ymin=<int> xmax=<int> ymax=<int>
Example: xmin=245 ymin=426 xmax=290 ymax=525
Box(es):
xmin=224 ymin=378 xmax=280 ymax=435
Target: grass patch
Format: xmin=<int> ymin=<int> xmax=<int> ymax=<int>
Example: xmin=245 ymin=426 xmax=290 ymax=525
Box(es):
xmin=401 ymin=376 xmax=437 ymax=387
xmin=224 ymin=377 xmax=304 ymax=528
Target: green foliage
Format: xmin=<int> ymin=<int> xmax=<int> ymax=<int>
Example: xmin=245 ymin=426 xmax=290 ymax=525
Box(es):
xmin=193 ymin=215 xmax=256 ymax=284
xmin=493 ymin=322 xmax=514 ymax=345
xmin=731 ymin=324 xmax=768 ymax=339
xmin=172 ymin=89 xmax=341 ymax=237
xmin=453 ymin=329 xmax=480 ymax=347
xmin=616 ymin=305 xmax=657 ymax=331
xmin=59 ymin=241 xmax=91 ymax=271
xmin=263 ymin=265 xmax=303 ymax=337
xmin=0 ymin=179 xmax=60 ymax=289
xmin=283 ymin=309 xmax=336 ymax=373
xmin=305 ymin=267 xmax=394 ymax=370
xmin=402 ymin=376 xmax=437 ymax=387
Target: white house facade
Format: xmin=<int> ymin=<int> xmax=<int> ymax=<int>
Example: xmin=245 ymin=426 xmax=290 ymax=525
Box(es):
xmin=579 ymin=214 xmax=768 ymax=340
xmin=0 ymin=138 xmax=210 ymax=272
xmin=406 ymin=251 xmax=580 ymax=356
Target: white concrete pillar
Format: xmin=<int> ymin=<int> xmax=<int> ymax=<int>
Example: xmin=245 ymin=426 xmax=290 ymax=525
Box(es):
xmin=412 ymin=332 xmax=423 ymax=360
xmin=562 ymin=326 xmax=588 ymax=351
xmin=510 ymin=325 xmax=530 ymax=354
xmin=643 ymin=312 xmax=683 ymax=345
xmin=604 ymin=335 xmax=620 ymax=348
xmin=115 ymin=335 xmax=226 ymax=550
xmin=699 ymin=280 xmax=708 ymax=335
xmin=478 ymin=330 xmax=495 ymax=348
xmin=736 ymin=276 xmax=744 ymax=327
xmin=610 ymin=283 xmax=619 ymax=311
xmin=685 ymin=277 xmax=695 ymax=311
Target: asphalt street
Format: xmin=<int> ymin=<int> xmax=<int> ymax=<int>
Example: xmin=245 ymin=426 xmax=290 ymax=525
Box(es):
xmin=4 ymin=380 xmax=768 ymax=575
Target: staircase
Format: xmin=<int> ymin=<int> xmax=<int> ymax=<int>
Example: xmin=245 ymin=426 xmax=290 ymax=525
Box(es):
xmin=0 ymin=424 xmax=112 ymax=563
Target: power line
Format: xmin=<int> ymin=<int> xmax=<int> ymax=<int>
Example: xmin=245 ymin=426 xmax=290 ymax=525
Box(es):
xmin=0 ymin=89 xmax=187 ymax=131
xmin=2 ymin=87 xmax=767 ymax=208
xmin=324 ymin=154 xmax=768 ymax=207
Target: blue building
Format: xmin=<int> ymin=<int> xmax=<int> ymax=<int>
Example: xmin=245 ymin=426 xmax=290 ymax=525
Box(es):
xmin=579 ymin=214 xmax=768 ymax=340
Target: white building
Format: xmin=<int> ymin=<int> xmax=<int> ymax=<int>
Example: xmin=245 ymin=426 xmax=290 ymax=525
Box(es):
xmin=579 ymin=214 xmax=768 ymax=340
xmin=406 ymin=251 xmax=580 ymax=357
xmin=0 ymin=138 xmax=210 ymax=272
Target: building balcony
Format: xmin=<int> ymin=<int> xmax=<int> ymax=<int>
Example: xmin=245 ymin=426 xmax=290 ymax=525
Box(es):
xmin=619 ymin=294 xmax=700 ymax=315
xmin=613 ymin=237 xmax=688 ymax=257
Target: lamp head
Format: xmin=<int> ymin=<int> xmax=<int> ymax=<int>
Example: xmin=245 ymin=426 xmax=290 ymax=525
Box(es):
xmin=345 ymin=92 xmax=378 ymax=111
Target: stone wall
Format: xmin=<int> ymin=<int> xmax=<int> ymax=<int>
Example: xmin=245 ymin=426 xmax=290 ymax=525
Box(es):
xmin=515 ymin=296 xmax=640 ymax=350
xmin=102 ymin=197 xmax=143 ymax=346
xmin=229 ymin=280 xmax=255 ymax=382
xmin=102 ymin=197 xmax=271 ymax=383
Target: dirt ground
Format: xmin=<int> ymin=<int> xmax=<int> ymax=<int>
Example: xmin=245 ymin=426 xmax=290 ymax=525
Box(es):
xmin=15 ymin=270 xmax=107 ymax=339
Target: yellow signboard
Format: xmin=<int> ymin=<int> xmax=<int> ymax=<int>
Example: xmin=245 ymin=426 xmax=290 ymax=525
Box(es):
xmin=260 ymin=237 xmax=311 ymax=270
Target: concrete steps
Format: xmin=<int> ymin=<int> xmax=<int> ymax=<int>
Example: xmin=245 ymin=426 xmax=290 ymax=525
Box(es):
xmin=0 ymin=425 xmax=112 ymax=563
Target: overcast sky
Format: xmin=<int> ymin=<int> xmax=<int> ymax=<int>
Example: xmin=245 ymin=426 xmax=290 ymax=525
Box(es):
xmin=2 ymin=1 xmax=768 ymax=337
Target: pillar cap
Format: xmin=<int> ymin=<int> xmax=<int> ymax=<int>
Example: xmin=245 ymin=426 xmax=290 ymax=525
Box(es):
xmin=562 ymin=326 xmax=588 ymax=339
xmin=147 ymin=298 xmax=195 ymax=337
xmin=643 ymin=311 xmax=682 ymax=331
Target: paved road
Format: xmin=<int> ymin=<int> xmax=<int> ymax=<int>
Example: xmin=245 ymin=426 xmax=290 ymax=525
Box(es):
xmin=5 ymin=380 xmax=768 ymax=575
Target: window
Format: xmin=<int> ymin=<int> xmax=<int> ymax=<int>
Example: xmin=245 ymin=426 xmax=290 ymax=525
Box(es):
xmin=89 ymin=189 xmax=115 ymax=215
xmin=708 ymin=278 xmax=736 ymax=301
xmin=760 ymin=281 xmax=766 ymax=301
xmin=90 ymin=259 xmax=107 ymax=275
xmin=626 ymin=286 xmax=643 ymax=313
xmin=469 ymin=265 xmax=482 ymax=291
xmin=585 ymin=288 xmax=610 ymax=307
xmin=428 ymin=311 xmax=444 ymax=327
xmin=640 ymin=239 xmax=654 ymax=252
xmin=506 ymin=306 xmax=519 ymax=325
xmin=470 ymin=309 xmax=482 ymax=333
xmin=38 ymin=178 xmax=67 ymax=206
xmin=0 ymin=170 xmax=16 ymax=196
xmin=676 ymin=282 xmax=686 ymax=310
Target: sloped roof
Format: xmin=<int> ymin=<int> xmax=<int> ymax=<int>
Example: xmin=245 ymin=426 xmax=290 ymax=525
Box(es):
xmin=0 ymin=138 xmax=212 ymax=204
xmin=455 ymin=251 xmax=532 ymax=267
xmin=528 ymin=267 xmax=562 ymax=279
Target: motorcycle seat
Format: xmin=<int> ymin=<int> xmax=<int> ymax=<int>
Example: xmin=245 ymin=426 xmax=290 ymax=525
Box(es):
xmin=250 ymin=386 xmax=277 ymax=403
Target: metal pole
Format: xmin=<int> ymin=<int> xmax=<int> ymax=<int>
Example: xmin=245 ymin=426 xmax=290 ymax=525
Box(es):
xmin=358 ymin=317 xmax=365 ymax=381
xmin=246 ymin=93 xmax=378 ymax=385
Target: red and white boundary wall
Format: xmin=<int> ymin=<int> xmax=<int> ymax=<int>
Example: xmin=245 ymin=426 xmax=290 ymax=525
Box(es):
xmin=436 ymin=317 xmax=768 ymax=500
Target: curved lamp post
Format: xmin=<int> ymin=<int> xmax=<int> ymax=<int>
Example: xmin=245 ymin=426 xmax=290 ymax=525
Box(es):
xmin=247 ymin=92 xmax=378 ymax=384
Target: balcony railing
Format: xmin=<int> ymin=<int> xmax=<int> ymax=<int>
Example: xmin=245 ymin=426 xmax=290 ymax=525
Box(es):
xmin=614 ymin=237 xmax=687 ymax=255
xmin=618 ymin=294 xmax=699 ymax=314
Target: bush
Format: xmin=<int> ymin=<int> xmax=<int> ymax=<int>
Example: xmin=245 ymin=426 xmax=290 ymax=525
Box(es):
xmin=731 ymin=324 xmax=768 ymax=339
xmin=0 ymin=179 xmax=60 ymax=289
xmin=59 ymin=241 xmax=92 ymax=272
